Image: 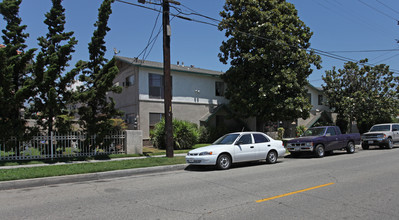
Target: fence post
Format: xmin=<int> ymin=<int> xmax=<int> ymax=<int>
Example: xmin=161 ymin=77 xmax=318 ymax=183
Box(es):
xmin=51 ymin=131 xmax=54 ymax=160
xmin=124 ymin=130 xmax=142 ymax=155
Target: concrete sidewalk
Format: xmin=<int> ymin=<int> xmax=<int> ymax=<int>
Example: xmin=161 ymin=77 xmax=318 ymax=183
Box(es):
xmin=0 ymin=154 xmax=188 ymax=191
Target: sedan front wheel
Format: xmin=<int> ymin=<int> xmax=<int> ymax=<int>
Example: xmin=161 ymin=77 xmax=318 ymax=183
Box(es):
xmin=216 ymin=154 xmax=231 ymax=170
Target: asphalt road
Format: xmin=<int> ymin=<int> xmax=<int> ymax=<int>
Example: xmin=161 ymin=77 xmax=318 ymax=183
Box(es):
xmin=1 ymin=147 xmax=399 ymax=220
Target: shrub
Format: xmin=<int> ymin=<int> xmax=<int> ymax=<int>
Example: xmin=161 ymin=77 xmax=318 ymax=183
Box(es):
xmin=199 ymin=126 xmax=210 ymax=143
xmin=63 ymin=147 xmax=80 ymax=155
xmin=277 ymin=127 xmax=285 ymax=140
xmin=21 ymin=147 xmax=41 ymax=156
xmin=296 ymin=125 xmax=307 ymax=137
xmin=151 ymin=119 xmax=199 ymax=149
xmin=0 ymin=150 xmax=15 ymax=157
xmin=110 ymin=118 xmax=128 ymax=131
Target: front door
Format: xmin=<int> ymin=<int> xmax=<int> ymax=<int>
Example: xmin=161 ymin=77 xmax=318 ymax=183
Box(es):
xmin=325 ymin=127 xmax=340 ymax=151
xmin=234 ymin=134 xmax=257 ymax=162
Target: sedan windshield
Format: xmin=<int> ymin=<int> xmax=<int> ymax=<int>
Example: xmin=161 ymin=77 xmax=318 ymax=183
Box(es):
xmin=213 ymin=134 xmax=240 ymax=145
xmin=370 ymin=125 xmax=390 ymax=132
xmin=302 ymin=127 xmax=326 ymax=137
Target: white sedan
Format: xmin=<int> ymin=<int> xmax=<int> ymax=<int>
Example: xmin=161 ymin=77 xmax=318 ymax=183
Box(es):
xmin=186 ymin=132 xmax=286 ymax=169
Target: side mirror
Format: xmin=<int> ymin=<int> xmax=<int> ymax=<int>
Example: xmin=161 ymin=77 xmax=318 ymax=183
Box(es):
xmin=325 ymin=133 xmax=331 ymax=137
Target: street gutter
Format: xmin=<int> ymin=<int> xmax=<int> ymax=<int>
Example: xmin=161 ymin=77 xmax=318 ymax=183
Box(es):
xmin=0 ymin=163 xmax=188 ymax=191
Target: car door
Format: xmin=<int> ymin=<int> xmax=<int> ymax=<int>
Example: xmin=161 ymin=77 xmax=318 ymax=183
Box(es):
xmin=252 ymin=133 xmax=271 ymax=160
xmin=392 ymin=124 xmax=399 ymax=143
xmin=233 ymin=134 xmax=257 ymax=162
xmin=325 ymin=127 xmax=339 ymax=151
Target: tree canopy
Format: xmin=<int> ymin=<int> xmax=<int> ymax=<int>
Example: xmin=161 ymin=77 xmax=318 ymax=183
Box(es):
xmin=0 ymin=0 xmax=36 ymax=139
xmin=322 ymin=59 xmax=399 ymax=133
xmin=74 ymin=0 xmax=122 ymax=138
xmin=30 ymin=0 xmax=78 ymax=136
xmin=218 ymin=0 xmax=321 ymax=127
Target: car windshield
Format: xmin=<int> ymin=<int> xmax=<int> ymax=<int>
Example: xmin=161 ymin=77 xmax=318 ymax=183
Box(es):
xmin=213 ymin=134 xmax=240 ymax=145
xmin=302 ymin=127 xmax=326 ymax=137
xmin=370 ymin=125 xmax=390 ymax=132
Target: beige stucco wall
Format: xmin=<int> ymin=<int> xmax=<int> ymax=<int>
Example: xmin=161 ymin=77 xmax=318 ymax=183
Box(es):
xmin=109 ymin=62 xmax=140 ymax=130
xmin=139 ymin=100 xmax=218 ymax=139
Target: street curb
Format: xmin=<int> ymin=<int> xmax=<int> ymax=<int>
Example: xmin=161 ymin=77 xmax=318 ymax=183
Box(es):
xmin=0 ymin=164 xmax=188 ymax=191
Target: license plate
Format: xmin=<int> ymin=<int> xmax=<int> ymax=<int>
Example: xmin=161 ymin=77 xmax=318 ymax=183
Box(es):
xmin=368 ymin=141 xmax=373 ymax=144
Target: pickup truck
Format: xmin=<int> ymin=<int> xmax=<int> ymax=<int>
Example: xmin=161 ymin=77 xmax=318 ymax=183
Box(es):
xmin=361 ymin=123 xmax=399 ymax=149
xmin=286 ymin=126 xmax=361 ymax=157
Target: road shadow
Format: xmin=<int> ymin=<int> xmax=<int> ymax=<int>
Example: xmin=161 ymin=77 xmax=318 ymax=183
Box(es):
xmin=284 ymin=150 xmax=353 ymax=159
xmin=360 ymin=145 xmax=398 ymax=151
xmin=185 ymin=160 xmax=283 ymax=172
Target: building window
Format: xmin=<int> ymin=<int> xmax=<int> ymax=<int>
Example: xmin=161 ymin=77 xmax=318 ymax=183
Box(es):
xmin=126 ymin=113 xmax=135 ymax=124
xmin=318 ymin=95 xmax=323 ymax=105
xmin=215 ymin=82 xmax=225 ymax=96
xmin=124 ymin=75 xmax=135 ymax=87
xmin=149 ymin=113 xmax=164 ymax=130
xmin=307 ymin=93 xmax=312 ymax=104
xmin=149 ymin=73 xmax=164 ymax=99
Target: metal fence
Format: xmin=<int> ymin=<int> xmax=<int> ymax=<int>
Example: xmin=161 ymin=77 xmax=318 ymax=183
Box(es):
xmin=0 ymin=131 xmax=125 ymax=161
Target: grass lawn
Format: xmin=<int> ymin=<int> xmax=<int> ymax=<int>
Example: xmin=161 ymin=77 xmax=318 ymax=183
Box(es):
xmin=0 ymin=144 xmax=210 ymax=181
xmin=0 ymin=156 xmax=187 ymax=182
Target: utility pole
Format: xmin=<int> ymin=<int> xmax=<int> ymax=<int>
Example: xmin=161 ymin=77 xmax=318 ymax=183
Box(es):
xmin=163 ymin=0 xmax=173 ymax=157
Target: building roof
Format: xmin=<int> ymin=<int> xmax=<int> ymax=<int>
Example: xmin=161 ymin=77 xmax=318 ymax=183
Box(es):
xmin=115 ymin=56 xmax=324 ymax=91
xmin=307 ymin=83 xmax=323 ymax=92
xmin=115 ymin=56 xmax=224 ymax=77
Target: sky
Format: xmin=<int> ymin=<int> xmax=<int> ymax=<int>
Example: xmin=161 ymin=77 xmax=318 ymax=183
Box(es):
xmin=1 ymin=0 xmax=399 ymax=87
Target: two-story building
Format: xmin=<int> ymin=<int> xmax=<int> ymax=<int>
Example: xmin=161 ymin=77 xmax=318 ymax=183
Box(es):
xmin=109 ymin=56 xmax=334 ymax=140
xmin=109 ymin=56 xmax=256 ymax=142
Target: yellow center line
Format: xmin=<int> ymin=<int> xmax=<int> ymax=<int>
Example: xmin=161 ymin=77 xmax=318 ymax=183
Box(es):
xmin=256 ymin=182 xmax=335 ymax=203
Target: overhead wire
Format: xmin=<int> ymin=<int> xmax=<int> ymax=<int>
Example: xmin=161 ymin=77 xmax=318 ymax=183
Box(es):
xmin=376 ymin=0 xmax=399 ymax=16
xmin=141 ymin=5 xmax=162 ymax=60
xmin=115 ymin=0 xmax=399 ymax=74
xmin=372 ymin=53 xmax=399 ymax=65
xmin=318 ymin=0 xmax=396 ymax=38
xmin=357 ymin=0 xmax=399 ymax=22
xmin=327 ymin=49 xmax=399 ymax=53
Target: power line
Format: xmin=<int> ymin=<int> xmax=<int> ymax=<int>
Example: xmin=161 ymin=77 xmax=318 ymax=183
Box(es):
xmin=372 ymin=53 xmax=399 ymax=65
xmin=318 ymin=0 xmax=396 ymax=37
xmin=327 ymin=49 xmax=399 ymax=53
xmin=115 ymin=0 xmax=161 ymax=13
xmin=357 ymin=0 xmax=399 ymax=22
xmin=375 ymin=0 xmax=399 ymax=16
xmin=142 ymin=5 xmax=162 ymax=60
xmin=174 ymin=4 xmax=220 ymax=23
xmin=116 ymin=0 xmax=399 ymax=74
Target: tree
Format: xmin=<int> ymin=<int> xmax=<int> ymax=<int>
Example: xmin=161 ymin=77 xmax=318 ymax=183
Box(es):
xmin=218 ymin=0 xmax=321 ymax=129
xmin=322 ymin=59 xmax=399 ymax=133
xmin=0 ymin=0 xmax=36 ymax=140
xmin=75 ymin=0 xmax=122 ymax=140
xmin=30 ymin=0 xmax=78 ymax=136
